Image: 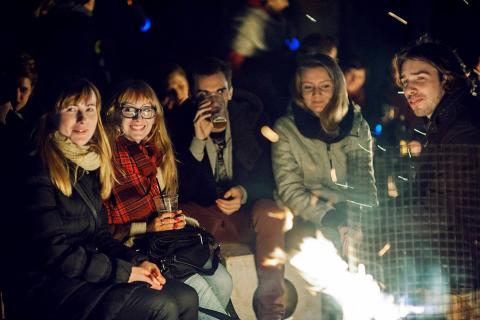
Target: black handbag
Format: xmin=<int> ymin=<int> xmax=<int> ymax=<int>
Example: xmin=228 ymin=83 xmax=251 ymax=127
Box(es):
xmin=135 ymin=225 xmax=221 ymax=280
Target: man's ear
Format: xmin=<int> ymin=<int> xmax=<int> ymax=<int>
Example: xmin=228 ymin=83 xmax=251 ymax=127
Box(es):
xmin=227 ymin=86 xmax=233 ymax=101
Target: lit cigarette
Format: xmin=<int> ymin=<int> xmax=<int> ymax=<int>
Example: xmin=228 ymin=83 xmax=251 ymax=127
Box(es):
xmin=261 ymin=125 xmax=279 ymax=143
xmin=397 ymin=91 xmax=404 ymax=94
xmin=414 ymin=128 xmax=426 ymax=136
xmin=378 ymin=243 xmax=391 ymax=256
xmin=462 ymin=0 xmax=469 ymax=5
xmin=397 ymin=175 xmax=408 ymax=181
xmin=387 ymin=11 xmax=408 ymax=25
xmin=377 ymin=145 xmax=386 ymax=152
xmin=306 ymin=14 xmax=317 ymax=22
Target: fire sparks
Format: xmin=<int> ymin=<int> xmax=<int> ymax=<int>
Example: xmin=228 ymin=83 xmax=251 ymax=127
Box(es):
xmin=261 ymin=125 xmax=279 ymax=143
xmin=378 ymin=243 xmax=391 ymax=257
xmin=305 ymin=14 xmax=317 ymax=22
xmin=414 ymin=128 xmax=427 ymax=136
xmin=290 ymin=234 xmax=424 ymax=320
xmin=387 ymin=11 xmax=408 ymax=25
xmin=387 ymin=176 xmax=399 ymax=198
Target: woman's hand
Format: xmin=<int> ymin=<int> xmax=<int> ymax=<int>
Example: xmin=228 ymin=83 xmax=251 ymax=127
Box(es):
xmin=147 ymin=212 xmax=177 ymax=232
xmin=128 ymin=261 xmax=166 ymax=290
xmin=147 ymin=210 xmax=187 ymax=232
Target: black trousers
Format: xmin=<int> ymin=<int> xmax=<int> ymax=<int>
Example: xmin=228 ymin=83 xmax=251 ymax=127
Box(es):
xmin=99 ymin=281 xmax=199 ymax=320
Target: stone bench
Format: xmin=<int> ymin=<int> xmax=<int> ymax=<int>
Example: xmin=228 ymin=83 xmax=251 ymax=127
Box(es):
xmin=221 ymin=243 xmax=324 ymax=320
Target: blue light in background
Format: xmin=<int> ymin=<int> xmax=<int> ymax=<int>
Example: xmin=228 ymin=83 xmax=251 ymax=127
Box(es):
xmin=284 ymin=37 xmax=300 ymax=51
xmin=374 ymin=124 xmax=383 ymax=136
xmin=140 ymin=18 xmax=151 ymax=32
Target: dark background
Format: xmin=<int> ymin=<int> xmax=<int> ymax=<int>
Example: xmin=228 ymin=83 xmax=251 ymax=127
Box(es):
xmin=0 ymin=0 xmax=478 ymax=123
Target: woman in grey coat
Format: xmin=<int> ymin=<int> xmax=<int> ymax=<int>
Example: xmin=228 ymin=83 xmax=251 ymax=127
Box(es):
xmin=272 ymin=54 xmax=378 ymax=256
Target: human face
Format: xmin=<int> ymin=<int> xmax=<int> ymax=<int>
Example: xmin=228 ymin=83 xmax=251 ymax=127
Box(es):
xmin=58 ymin=92 xmax=98 ymax=146
xmin=168 ymin=72 xmax=189 ymax=105
xmin=120 ymin=97 xmax=156 ymax=143
xmin=400 ymin=59 xmax=445 ymax=118
xmin=194 ymin=72 xmax=232 ymax=132
xmin=344 ymin=68 xmax=366 ymax=94
xmin=300 ymin=67 xmax=334 ymax=117
xmin=16 ymin=77 xmax=33 ymax=111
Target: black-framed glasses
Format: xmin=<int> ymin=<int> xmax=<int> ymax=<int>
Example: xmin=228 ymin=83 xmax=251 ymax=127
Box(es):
xmin=120 ymin=104 xmax=157 ymax=119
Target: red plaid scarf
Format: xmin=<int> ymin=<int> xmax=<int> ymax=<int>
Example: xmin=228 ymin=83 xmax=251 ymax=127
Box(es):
xmin=105 ymin=136 xmax=165 ymax=224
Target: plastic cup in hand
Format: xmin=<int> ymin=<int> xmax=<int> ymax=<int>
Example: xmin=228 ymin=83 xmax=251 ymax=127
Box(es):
xmin=159 ymin=194 xmax=178 ymax=214
xmin=206 ymin=94 xmax=227 ymax=130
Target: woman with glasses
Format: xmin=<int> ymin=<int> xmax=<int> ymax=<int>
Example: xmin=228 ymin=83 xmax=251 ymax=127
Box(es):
xmin=104 ymin=80 xmax=233 ymax=320
xmin=2 ymin=78 xmax=198 ymax=320
xmin=272 ymin=54 xmax=378 ymax=256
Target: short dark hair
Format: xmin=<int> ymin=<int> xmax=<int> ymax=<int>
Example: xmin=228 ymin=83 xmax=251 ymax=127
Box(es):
xmin=298 ymin=34 xmax=337 ymax=57
xmin=190 ymin=57 xmax=232 ymax=89
xmin=392 ymin=38 xmax=468 ymax=92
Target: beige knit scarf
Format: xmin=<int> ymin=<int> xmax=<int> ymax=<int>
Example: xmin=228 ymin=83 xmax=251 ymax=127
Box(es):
xmin=53 ymin=131 xmax=101 ymax=171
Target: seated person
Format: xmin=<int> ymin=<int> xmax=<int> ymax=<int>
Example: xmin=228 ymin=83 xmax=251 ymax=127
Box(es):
xmin=103 ymin=79 xmax=232 ymax=320
xmin=272 ymin=54 xmax=378 ymax=255
xmin=2 ymin=77 xmax=198 ymax=320
xmin=174 ymin=57 xmax=287 ymax=320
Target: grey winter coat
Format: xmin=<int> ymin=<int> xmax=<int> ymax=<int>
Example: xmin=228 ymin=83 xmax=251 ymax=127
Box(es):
xmin=272 ymin=103 xmax=377 ymax=223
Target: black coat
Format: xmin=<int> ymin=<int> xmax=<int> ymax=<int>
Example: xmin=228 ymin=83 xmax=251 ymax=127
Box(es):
xmin=4 ymin=160 xmax=148 ymax=320
xmin=416 ymin=89 xmax=480 ymax=291
xmin=176 ymin=90 xmax=275 ymax=208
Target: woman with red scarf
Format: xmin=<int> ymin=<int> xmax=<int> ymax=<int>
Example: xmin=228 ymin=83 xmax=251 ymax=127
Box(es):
xmin=104 ymin=80 xmax=232 ymax=320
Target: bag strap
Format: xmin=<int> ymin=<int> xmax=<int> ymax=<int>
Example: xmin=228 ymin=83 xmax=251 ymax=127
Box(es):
xmin=199 ymin=307 xmax=234 ymax=320
xmin=73 ymin=182 xmax=98 ymax=219
xmin=162 ymin=245 xmax=220 ymax=275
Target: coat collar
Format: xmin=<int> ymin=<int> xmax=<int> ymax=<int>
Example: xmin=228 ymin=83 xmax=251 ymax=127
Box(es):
xmin=292 ymin=101 xmax=355 ymax=144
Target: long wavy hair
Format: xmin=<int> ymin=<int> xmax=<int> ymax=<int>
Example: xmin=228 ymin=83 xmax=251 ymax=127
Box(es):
xmin=37 ymin=78 xmax=114 ymax=199
xmin=105 ymin=80 xmax=178 ymax=196
xmin=292 ymin=53 xmax=349 ymax=135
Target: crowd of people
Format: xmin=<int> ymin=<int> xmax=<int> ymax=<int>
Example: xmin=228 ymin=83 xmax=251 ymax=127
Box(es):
xmin=1 ymin=0 xmax=479 ymax=320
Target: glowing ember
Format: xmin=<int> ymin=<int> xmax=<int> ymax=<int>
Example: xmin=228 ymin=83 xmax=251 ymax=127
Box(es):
xmin=377 ymin=145 xmax=387 ymax=152
xmin=261 ymin=125 xmax=279 ymax=143
xmin=305 ymin=14 xmax=317 ymax=22
xmin=387 ymin=11 xmax=408 ymax=25
xmin=378 ymin=243 xmax=391 ymax=257
xmin=414 ymin=128 xmax=426 ymax=136
xmin=290 ymin=234 xmax=424 ymax=320
xmin=387 ymin=176 xmax=399 ymax=198
xmin=358 ymin=143 xmax=372 ymax=154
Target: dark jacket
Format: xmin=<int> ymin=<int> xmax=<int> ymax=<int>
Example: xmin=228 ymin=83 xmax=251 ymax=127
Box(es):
xmin=417 ymin=89 xmax=480 ymax=291
xmin=4 ymin=159 xmax=148 ymax=320
xmin=177 ymin=90 xmax=274 ymax=208
xmin=425 ymin=88 xmax=480 ymax=146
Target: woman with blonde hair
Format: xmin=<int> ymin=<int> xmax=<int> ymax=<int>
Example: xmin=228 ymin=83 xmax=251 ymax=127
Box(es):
xmin=2 ymin=77 xmax=198 ymax=320
xmin=104 ymin=80 xmax=232 ymax=320
xmin=272 ymin=54 xmax=378 ymax=255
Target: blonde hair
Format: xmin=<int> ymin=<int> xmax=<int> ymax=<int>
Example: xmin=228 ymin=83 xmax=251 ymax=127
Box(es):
xmin=293 ymin=54 xmax=349 ymax=135
xmin=105 ymin=80 xmax=178 ymax=196
xmin=37 ymin=78 xmax=115 ymax=199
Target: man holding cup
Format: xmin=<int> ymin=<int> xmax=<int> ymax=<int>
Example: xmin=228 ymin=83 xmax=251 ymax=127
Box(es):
xmin=175 ymin=57 xmax=287 ymax=320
